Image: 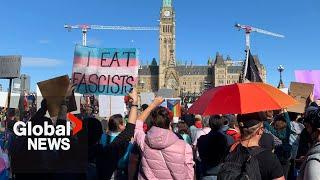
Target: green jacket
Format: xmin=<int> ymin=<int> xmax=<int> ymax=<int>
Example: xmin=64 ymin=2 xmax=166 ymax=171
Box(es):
xmin=263 ymin=112 xmax=291 ymax=144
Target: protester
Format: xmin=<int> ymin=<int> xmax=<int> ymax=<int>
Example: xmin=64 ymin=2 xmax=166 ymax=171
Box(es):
xmin=218 ymin=113 xmax=285 ymax=180
xmin=265 ymin=110 xmax=274 ymax=124
xmin=134 ymin=97 xmax=194 ymax=179
xmin=225 ymin=115 xmax=241 ymax=142
xmin=190 ymin=115 xmax=203 ymax=143
xmin=99 ymin=114 xmax=133 ymax=179
xmin=289 ymin=114 xmax=305 ymax=160
xmin=90 ymin=89 xmax=138 ymax=180
xmin=298 ymin=106 xmax=320 ymax=180
xmin=192 ymin=116 xmax=211 ymax=180
xmin=177 ymin=121 xmax=192 ymax=145
xmin=263 ymin=110 xmax=292 ymax=179
xmin=297 ymin=118 xmax=313 ymax=159
xmin=197 ymin=115 xmax=230 ymax=179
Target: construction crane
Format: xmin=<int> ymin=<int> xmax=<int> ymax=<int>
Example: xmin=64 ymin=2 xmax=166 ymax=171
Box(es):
xmin=235 ymin=23 xmax=285 ymax=82
xmin=64 ymin=24 xmax=159 ymax=46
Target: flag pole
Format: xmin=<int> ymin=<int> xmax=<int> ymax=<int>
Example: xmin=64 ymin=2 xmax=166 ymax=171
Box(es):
xmin=241 ymin=32 xmax=251 ymax=82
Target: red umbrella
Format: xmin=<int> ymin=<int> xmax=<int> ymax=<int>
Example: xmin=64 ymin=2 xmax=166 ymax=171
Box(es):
xmin=188 ymin=83 xmax=297 ymax=115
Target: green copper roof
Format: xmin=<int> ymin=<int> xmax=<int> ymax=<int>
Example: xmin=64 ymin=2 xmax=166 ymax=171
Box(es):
xmin=163 ymin=0 xmax=172 ymax=7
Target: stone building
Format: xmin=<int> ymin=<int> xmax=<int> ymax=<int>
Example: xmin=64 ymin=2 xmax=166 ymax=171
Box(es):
xmin=137 ymin=0 xmax=266 ymax=95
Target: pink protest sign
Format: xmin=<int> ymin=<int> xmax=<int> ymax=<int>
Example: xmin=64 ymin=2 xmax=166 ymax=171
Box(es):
xmin=295 ymin=70 xmax=320 ymax=100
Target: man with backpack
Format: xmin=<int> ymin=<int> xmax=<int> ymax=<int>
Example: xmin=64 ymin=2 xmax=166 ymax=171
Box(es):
xmin=298 ymin=105 xmax=320 ymax=180
xmin=218 ymin=113 xmax=285 ymax=180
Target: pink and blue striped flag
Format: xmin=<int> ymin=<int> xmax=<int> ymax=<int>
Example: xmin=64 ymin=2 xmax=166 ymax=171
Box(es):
xmin=72 ymin=45 xmax=139 ymax=95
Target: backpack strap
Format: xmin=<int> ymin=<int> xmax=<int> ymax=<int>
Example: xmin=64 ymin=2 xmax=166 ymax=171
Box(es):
xmin=249 ymin=147 xmax=266 ymax=158
xmin=230 ymin=142 xmax=240 ymax=152
xmin=307 ymin=158 xmax=320 ymax=164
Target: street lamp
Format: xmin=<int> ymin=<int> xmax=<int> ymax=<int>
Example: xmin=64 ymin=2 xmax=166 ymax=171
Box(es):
xmin=138 ymin=80 xmax=145 ymax=92
xmin=277 ymin=65 xmax=285 ymax=89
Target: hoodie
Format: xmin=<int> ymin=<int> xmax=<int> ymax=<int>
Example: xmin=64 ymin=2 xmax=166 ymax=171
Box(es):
xmin=134 ymin=120 xmax=194 ymax=180
xmin=299 ymin=142 xmax=320 ymax=180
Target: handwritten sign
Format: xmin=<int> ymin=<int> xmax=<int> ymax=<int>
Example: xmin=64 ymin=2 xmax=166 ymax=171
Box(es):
xmin=37 ymin=75 xmax=77 ymax=117
xmin=0 ymin=56 xmax=21 ymax=78
xmin=72 ymin=45 xmax=139 ymax=95
xmin=287 ymin=82 xmax=314 ymax=113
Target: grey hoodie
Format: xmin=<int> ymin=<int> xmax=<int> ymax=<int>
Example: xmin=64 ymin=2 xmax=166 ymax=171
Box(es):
xmin=299 ymin=142 xmax=320 ymax=180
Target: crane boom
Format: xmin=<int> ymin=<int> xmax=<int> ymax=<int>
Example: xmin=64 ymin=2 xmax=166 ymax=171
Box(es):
xmin=251 ymin=27 xmax=285 ymax=38
xmin=64 ymin=24 xmax=159 ymax=46
xmin=90 ymin=25 xmax=159 ymax=31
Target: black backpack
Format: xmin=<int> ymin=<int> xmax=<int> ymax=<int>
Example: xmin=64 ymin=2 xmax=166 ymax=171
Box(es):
xmin=218 ymin=144 xmax=265 ymax=180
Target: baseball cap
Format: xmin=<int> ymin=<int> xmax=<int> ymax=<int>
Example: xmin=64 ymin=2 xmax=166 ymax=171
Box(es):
xmin=237 ymin=112 xmax=262 ymax=128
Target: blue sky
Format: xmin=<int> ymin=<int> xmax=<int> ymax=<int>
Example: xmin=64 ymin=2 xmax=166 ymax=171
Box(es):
xmin=1 ymin=0 xmax=319 ymax=91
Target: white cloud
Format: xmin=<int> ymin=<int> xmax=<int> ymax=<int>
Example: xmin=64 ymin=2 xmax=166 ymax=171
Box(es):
xmin=38 ymin=40 xmax=50 ymax=44
xmin=22 ymin=57 xmax=63 ymax=67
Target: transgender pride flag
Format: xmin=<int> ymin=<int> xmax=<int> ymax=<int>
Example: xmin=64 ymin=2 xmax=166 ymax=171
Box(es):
xmin=72 ymin=45 xmax=139 ymax=96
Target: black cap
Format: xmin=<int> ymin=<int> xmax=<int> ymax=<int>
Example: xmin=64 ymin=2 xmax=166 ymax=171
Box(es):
xmin=237 ymin=112 xmax=262 ymax=128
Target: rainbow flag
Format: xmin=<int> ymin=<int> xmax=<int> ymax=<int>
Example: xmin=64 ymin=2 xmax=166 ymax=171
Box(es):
xmin=167 ymin=98 xmax=181 ymax=117
xmin=72 ymin=45 xmax=139 ymax=95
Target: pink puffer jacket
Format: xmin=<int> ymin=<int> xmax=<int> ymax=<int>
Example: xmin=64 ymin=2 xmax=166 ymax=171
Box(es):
xmin=135 ymin=120 xmax=194 ymax=180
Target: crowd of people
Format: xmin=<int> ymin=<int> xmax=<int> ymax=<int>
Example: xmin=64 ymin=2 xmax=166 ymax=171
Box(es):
xmin=0 ymin=87 xmax=319 ymax=180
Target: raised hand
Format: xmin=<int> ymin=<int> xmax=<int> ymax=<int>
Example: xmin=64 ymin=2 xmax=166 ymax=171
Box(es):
xmin=128 ymin=88 xmax=138 ymax=105
xmin=151 ymin=96 xmax=165 ymax=107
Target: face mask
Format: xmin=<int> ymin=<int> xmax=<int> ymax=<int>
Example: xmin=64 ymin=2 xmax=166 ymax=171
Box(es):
xmin=195 ymin=121 xmax=203 ymax=129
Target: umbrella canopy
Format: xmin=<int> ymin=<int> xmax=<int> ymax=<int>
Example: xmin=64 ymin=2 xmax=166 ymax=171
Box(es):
xmin=188 ymin=83 xmax=297 ymax=115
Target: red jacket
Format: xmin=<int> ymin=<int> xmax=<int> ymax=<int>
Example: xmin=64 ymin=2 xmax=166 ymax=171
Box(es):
xmin=226 ymin=129 xmax=241 ymax=142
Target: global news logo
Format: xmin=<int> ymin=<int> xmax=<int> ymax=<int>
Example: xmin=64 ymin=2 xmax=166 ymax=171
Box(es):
xmin=13 ymin=113 xmax=82 ymax=151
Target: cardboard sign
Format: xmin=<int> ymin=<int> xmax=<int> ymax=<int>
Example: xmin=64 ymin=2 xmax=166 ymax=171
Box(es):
xmin=295 ymin=70 xmax=320 ymax=100
xmin=156 ymin=89 xmax=175 ymax=98
xmin=72 ymin=45 xmax=139 ymax=96
xmin=98 ymin=95 xmax=125 ymax=117
xmin=37 ymin=75 xmax=77 ymax=117
xmin=0 ymin=92 xmax=20 ymax=108
xmin=287 ymin=82 xmax=314 ymax=113
xmin=0 ymin=56 xmax=21 ymax=78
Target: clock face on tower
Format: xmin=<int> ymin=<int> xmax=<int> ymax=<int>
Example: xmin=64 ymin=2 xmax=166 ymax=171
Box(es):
xmin=164 ymin=10 xmax=171 ymax=17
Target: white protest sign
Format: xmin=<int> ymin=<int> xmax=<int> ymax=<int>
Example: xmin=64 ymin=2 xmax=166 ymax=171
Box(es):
xmin=0 ymin=92 xmax=20 ymax=108
xmin=99 ymin=95 xmax=126 ymax=117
